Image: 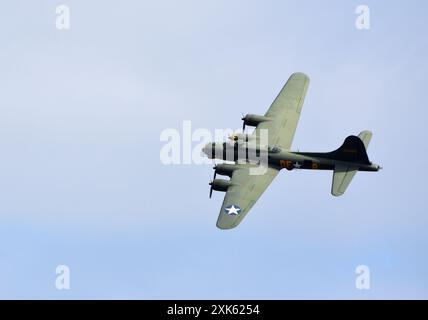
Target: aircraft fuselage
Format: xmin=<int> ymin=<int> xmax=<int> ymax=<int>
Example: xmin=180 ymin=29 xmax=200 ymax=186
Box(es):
xmin=202 ymin=142 xmax=380 ymax=172
xmin=269 ymin=151 xmax=380 ymax=172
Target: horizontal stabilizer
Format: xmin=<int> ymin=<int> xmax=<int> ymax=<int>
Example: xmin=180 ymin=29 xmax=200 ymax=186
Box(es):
xmin=332 ymin=164 xmax=358 ymax=196
xmin=358 ymin=130 xmax=373 ymax=150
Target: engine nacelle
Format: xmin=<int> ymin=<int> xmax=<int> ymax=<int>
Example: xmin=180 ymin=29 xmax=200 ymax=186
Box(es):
xmin=241 ymin=114 xmax=272 ymax=129
xmin=209 ymin=179 xmax=234 ymax=192
xmin=213 ymin=164 xmax=238 ymax=177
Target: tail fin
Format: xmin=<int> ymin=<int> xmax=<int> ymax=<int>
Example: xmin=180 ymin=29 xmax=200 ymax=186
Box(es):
xmin=328 ymin=133 xmax=370 ymax=164
xmin=330 ymin=131 xmax=373 ymax=196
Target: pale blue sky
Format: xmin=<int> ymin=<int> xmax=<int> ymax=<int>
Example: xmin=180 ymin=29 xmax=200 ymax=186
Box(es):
xmin=0 ymin=0 xmax=427 ymax=299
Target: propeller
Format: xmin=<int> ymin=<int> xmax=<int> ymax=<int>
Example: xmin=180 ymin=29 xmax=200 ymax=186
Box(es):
xmin=209 ymin=181 xmax=213 ymax=198
xmin=209 ymin=166 xmax=219 ymax=198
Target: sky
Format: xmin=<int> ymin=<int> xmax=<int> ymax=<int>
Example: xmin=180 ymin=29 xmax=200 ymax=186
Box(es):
xmin=0 ymin=0 xmax=427 ymax=299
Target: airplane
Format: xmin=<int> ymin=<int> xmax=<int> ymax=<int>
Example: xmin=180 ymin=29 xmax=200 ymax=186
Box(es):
xmin=202 ymin=72 xmax=381 ymax=230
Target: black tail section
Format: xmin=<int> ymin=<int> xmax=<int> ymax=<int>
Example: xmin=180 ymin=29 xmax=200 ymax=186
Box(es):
xmin=328 ymin=135 xmax=370 ymax=164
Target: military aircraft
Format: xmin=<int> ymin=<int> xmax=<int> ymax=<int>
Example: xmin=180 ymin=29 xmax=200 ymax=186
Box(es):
xmin=202 ymin=72 xmax=381 ymax=230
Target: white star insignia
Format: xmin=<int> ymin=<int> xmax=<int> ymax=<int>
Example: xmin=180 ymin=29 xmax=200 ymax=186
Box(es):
xmin=225 ymin=205 xmax=241 ymax=215
xmin=293 ymin=161 xmax=302 ymax=169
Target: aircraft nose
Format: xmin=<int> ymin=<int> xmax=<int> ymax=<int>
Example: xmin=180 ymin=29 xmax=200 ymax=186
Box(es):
xmin=201 ymin=143 xmax=212 ymax=157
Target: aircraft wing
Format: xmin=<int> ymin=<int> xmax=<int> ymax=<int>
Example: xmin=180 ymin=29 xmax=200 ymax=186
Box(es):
xmin=217 ymin=164 xmax=280 ymax=229
xmin=255 ymin=72 xmax=310 ymax=149
xmin=215 ymin=73 xmax=309 ymax=229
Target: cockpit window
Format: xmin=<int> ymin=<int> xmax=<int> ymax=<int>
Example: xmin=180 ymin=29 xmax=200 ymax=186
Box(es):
xmin=268 ymin=146 xmax=281 ymax=153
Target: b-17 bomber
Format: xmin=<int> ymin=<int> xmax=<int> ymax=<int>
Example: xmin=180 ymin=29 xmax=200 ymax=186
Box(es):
xmin=202 ymin=73 xmax=381 ymax=230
